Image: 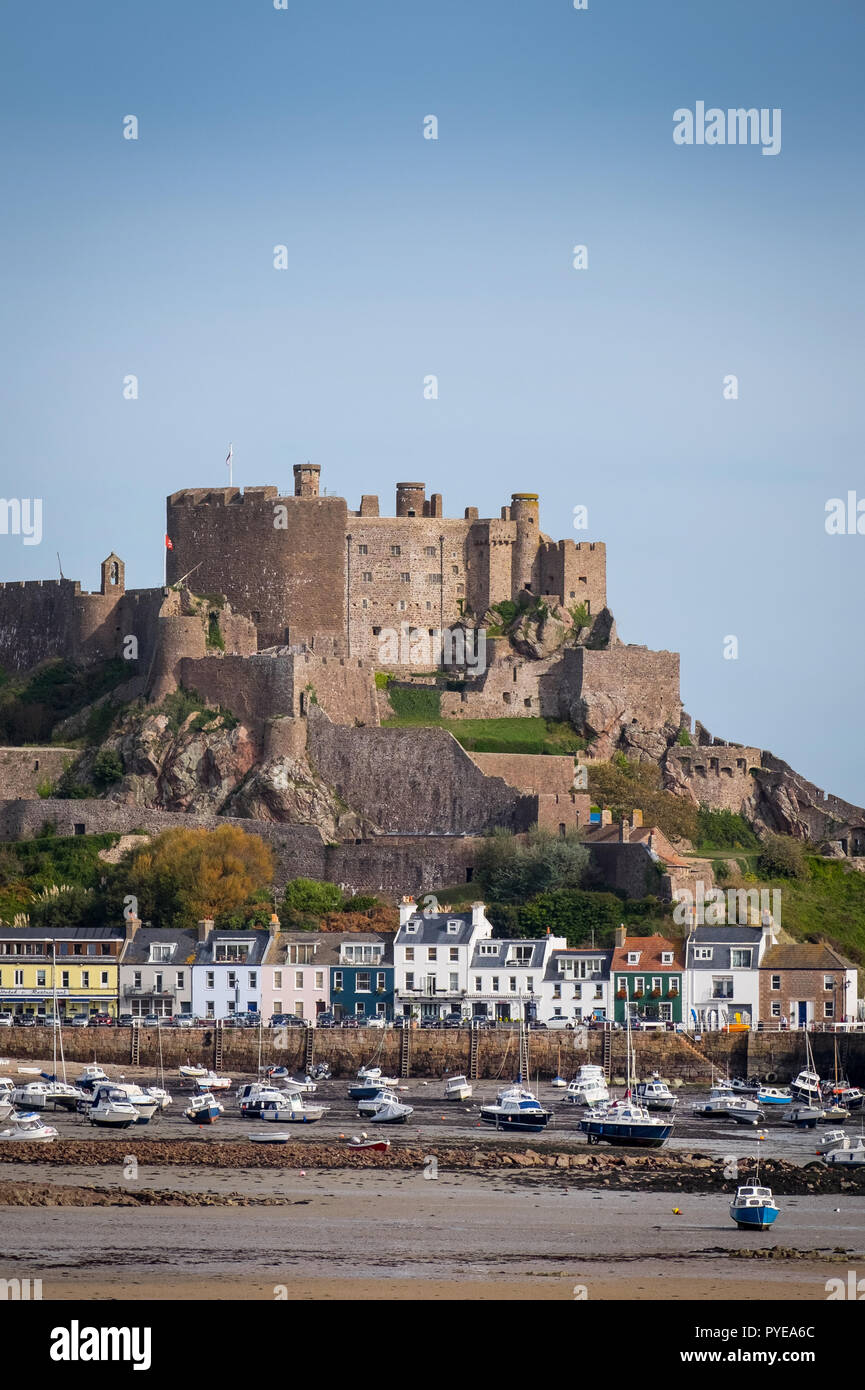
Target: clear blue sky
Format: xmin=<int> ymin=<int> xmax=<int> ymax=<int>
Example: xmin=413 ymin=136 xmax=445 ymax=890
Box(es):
xmin=1 ymin=1 xmax=863 ymax=802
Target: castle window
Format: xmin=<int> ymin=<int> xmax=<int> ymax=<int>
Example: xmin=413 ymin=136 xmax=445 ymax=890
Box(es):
xmin=372 ymin=627 xmax=381 ymax=636
xmin=391 ymin=546 xmax=401 ymax=557
xmin=362 ymin=599 xmax=368 ymax=608
xmin=425 ymin=602 xmax=431 ymax=611
xmin=579 ymin=576 xmax=586 ymax=584
xmin=400 ymin=572 xmax=410 ymax=583
xmin=397 ymin=600 xmax=407 ymax=611
xmin=569 ymin=591 xmax=575 ymax=598
xmin=457 ymin=584 xmax=464 ymax=594
xmin=362 ymin=571 xmax=372 ymax=582
xmin=74 ymin=824 xmax=85 ymax=836
xmin=452 ymin=565 xmax=459 ymax=574
xmin=427 ymin=573 xmax=441 ymax=583
xmin=357 ymin=544 xmax=368 ymax=555
xmin=424 ymin=546 xmax=436 ymax=557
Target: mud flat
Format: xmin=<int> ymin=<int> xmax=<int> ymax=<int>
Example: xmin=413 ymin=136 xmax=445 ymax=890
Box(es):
xmin=1 ymin=1173 xmax=862 ymax=1302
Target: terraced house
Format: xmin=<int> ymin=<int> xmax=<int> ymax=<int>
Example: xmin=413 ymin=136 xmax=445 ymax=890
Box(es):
xmin=190 ymin=920 xmax=271 ymax=1020
xmin=539 ymin=946 xmax=614 ymax=1024
xmin=466 ymin=935 xmax=567 ymax=1023
xmin=262 ymin=930 xmax=330 ymax=1022
xmin=611 ymin=929 xmax=684 ymax=1026
xmin=118 ymin=918 xmax=197 ymax=1019
xmin=0 ymin=925 xmax=128 ymax=1021
xmin=329 ymin=934 xmax=395 ymax=1021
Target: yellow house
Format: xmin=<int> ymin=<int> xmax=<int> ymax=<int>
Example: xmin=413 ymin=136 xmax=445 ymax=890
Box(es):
xmin=0 ymin=927 xmax=127 ymax=1020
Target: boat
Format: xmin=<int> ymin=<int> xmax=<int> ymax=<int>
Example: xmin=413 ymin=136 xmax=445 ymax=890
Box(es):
xmin=259 ymin=1093 xmax=328 ymax=1124
xmin=348 ymin=1076 xmax=399 ymax=1100
xmin=238 ymin=1085 xmax=287 ymax=1116
xmin=185 ymin=1092 xmax=223 ymax=1124
xmin=11 ymin=1081 xmax=82 ymax=1111
xmin=88 ymin=1092 xmax=140 ymax=1128
xmin=815 ymin=1128 xmax=848 ymax=1156
xmin=730 ymin=1077 xmax=761 ymax=1095
xmin=481 ymin=1085 xmax=552 ymax=1133
xmin=309 ymin=1062 xmax=331 ymax=1081
xmin=822 ymin=1137 xmax=865 ymax=1168
xmin=820 ymin=1102 xmax=851 ymax=1123
xmin=357 ymin=1065 xmax=382 ymax=1082
xmin=756 ymin=1085 xmax=792 ymax=1106
xmin=444 ymin=1074 xmax=473 ymax=1102
xmin=0 ymin=1111 xmax=58 ymax=1142
xmin=347 ymin=1135 xmax=390 ymax=1151
xmin=827 ymin=1085 xmax=864 ymax=1111
xmin=193 ymin=1071 xmax=232 ymax=1092
xmin=179 ymin=1064 xmax=209 ymax=1081
xmin=102 ymin=1083 xmax=159 ymax=1124
xmin=248 ymin=1131 xmax=290 ymax=1144
xmin=692 ymin=1087 xmax=742 ymax=1118
xmin=76 ymin=1064 xmax=109 ymax=1091
xmin=726 ymin=1099 xmax=767 ymax=1127
xmin=788 ymin=1103 xmax=823 ymax=1129
xmin=579 ymin=1016 xmax=672 ymax=1148
xmin=550 ymin=1074 xmax=568 ymax=1089
xmin=635 ymin=1075 xmax=678 ymax=1112
xmin=729 ymin=1182 xmax=780 ymax=1230
xmin=791 ymin=1034 xmax=823 ymax=1104
xmin=567 ymin=1065 xmax=610 ymax=1109
xmin=357 ymin=1089 xmax=414 ymax=1123
xmin=145 ymin=1087 xmax=173 ymax=1111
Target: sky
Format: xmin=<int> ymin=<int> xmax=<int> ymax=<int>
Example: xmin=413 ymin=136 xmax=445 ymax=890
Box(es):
xmin=1 ymin=1 xmax=863 ymax=801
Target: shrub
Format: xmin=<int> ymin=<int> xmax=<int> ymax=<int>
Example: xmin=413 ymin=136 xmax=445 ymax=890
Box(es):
xmin=475 ymin=828 xmax=590 ymax=904
xmin=676 ymin=727 xmax=692 ymax=746
xmin=282 ymin=878 xmax=345 ymax=916
xmin=386 ymin=685 xmax=441 ymax=721
xmin=91 ymin=748 xmax=124 ymax=789
xmin=757 ymin=835 xmax=809 ymax=880
xmin=695 ymin=807 xmax=759 ymax=852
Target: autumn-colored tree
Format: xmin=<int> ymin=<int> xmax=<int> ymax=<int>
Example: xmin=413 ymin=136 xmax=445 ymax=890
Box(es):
xmin=125 ymin=825 xmax=274 ymax=928
xmin=587 ymin=756 xmax=698 ymax=843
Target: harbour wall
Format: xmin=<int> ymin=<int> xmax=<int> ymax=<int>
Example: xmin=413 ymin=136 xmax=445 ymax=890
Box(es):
xmin=3 ymin=1028 xmax=864 ymax=1083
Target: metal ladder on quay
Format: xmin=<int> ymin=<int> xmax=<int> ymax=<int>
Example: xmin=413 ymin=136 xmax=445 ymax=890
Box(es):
xmin=214 ymin=1020 xmax=224 ymax=1072
xmin=399 ymin=1023 xmax=410 ymax=1079
xmin=130 ymin=1023 xmax=140 ymax=1067
xmin=602 ymin=1023 xmax=612 ymax=1082
xmin=304 ymin=1026 xmax=315 ymax=1073
xmin=469 ymin=1024 xmax=480 ymax=1082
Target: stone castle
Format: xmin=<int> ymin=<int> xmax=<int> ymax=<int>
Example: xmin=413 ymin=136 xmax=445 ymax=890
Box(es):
xmin=0 ymin=464 xmax=863 ymax=893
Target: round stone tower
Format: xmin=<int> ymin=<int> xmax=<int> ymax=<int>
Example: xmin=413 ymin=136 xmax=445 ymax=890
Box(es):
xmin=293 ymin=463 xmax=320 ymax=498
xmin=510 ymin=492 xmax=540 ymax=596
xmin=396 ymin=482 xmax=426 ymax=517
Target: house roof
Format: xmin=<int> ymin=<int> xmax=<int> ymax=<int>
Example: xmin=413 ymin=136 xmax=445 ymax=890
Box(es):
xmin=469 ymin=939 xmax=548 ymax=970
xmin=542 ymin=948 xmax=612 ymax=983
xmin=121 ymin=928 xmax=198 ymax=966
xmin=193 ymin=930 xmax=271 ymax=966
xmin=760 ymin=943 xmax=857 ymax=971
xmin=611 ymin=935 xmax=684 ymax=971
xmin=396 ymin=912 xmax=479 ymax=946
xmin=581 ymin=824 xmax=689 ymax=867
xmin=691 ymin=925 xmax=763 ymax=943
xmin=0 ymin=926 xmax=126 ymax=941
xmin=268 ymin=932 xmax=395 ymax=968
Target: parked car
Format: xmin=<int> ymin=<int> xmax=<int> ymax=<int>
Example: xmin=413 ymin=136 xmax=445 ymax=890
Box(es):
xmin=469 ymin=1015 xmax=495 ymax=1028
xmin=0 ymin=1014 xmax=13 ymax=1027
xmin=70 ymin=1015 xmax=90 ymax=1028
xmin=392 ymin=1015 xmax=411 ymax=1028
xmin=142 ymin=1014 xmax=161 ymax=1027
xmin=171 ymin=1015 xmax=195 ymax=1028
xmin=270 ymin=1014 xmax=307 ymax=1028
xmin=339 ymin=1016 xmax=361 ymax=1029
xmin=365 ymin=1016 xmax=388 ymax=1029
xmin=442 ymin=1014 xmax=464 ymax=1029
xmin=89 ymin=1014 xmax=113 ymax=1027
xmin=420 ymin=1017 xmax=441 ymax=1029
xmin=315 ymin=1012 xmax=336 ymax=1028
xmin=118 ymin=1014 xmax=135 ymax=1028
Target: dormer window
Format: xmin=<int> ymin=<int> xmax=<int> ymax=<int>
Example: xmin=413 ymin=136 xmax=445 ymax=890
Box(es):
xmin=447 ymin=920 xmax=461 ymax=933
xmin=694 ymin=947 xmax=713 ymax=960
xmin=405 ymin=920 xmax=420 ymax=934
xmin=478 ymin=943 xmax=498 ymax=956
xmin=627 ymin=952 xmax=640 ymax=965
xmin=149 ymin=944 xmax=172 ymax=963
xmin=661 ymin=952 xmax=674 ymax=965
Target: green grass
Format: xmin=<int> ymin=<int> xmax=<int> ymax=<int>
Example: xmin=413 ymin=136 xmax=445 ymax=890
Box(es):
xmin=382 ymin=706 xmax=585 ymax=756
xmin=760 ymin=857 xmax=865 ymax=964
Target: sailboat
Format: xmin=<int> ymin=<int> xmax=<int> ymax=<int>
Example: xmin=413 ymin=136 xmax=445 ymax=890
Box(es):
xmin=791 ymin=1031 xmax=823 ymax=1104
xmin=479 ymin=1020 xmax=552 ymax=1132
xmin=550 ymin=1047 xmax=567 ymax=1089
xmin=579 ymin=1013 xmax=673 ymax=1148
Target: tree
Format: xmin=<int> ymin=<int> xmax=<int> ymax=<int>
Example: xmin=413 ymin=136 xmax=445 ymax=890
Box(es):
xmin=92 ymin=749 xmax=123 ymax=789
xmin=757 ymin=835 xmax=809 ymax=881
xmin=282 ymin=878 xmax=345 ymax=918
xmin=475 ymin=828 xmax=590 ymax=903
xmin=125 ymin=825 xmax=274 ymax=927
xmin=588 ymin=757 xmax=698 ymax=842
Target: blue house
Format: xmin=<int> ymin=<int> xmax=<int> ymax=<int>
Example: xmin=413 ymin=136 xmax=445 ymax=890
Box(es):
xmin=328 ymin=933 xmax=395 ymax=1021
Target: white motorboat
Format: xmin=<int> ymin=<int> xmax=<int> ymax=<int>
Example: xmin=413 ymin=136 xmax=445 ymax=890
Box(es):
xmin=815 ymin=1128 xmax=848 ymax=1156
xmin=729 ymin=1183 xmax=780 ymax=1230
xmin=791 ymin=1033 xmax=823 ymax=1104
xmin=194 ymin=1071 xmax=232 ymax=1092
xmin=444 ymin=1074 xmax=472 ymax=1102
xmin=103 ymin=1083 xmax=158 ymax=1124
xmin=145 ymin=1087 xmax=172 ymax=1110
xmin=693 ymin=1088 xmax=740 ymax=1118
xmin=550 ymin=1075 xmax=568 ymax=1089
xmin=0 ymin=1111 xmax=58 ymax=1142
xmin=259 ymin=1093 xmax=328 ymax=1124
xmin=725 ymin=1098 xmax=767 ymax=1126
xmin=357 ymin=1088 xmax=413 ymax=1121
xmin=822 ymin=1136 xmax=865 ymax=1167
xmin=76 ymin=1064 xmax=109 ymax=1090
xmin=635 ymin=1077 xmax=678 ymax=1113
xmin=0 ymin=1098 xmax=13 ymax=1122
xmin=567 ymin=1066 xmax=610 ymax=1109
xmin=482 ymin=1085 xmax=552 ymax=1133
xmin=89 ymin=1093 xmax=139 ymax=1128
xmin=579 ymin=1018 xmax=672 ymax=1148
xmin=368 ymin=1097 xmax=415 ymax=1125
xmin=185 ymin=1092 xmax=223 ymax=1124
xmin=239 ymin=1085 xmax=287 ymax=1117
xmin=788 ymin=1103 xmax=823 ymax=1129
xmin=179 ymin=1064 xmax=209 ymax=1081
xmin=11 ymin=1081 xmax=82 ymax=1111
xmin=757 ymin=1085 xmax=792 ymax=1106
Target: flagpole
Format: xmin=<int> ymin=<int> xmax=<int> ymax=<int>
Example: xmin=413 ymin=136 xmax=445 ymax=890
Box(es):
xmin=227 ymin=442 xmax=233 ymax=486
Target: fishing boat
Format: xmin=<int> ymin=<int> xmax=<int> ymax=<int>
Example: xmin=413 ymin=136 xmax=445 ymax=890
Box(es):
xmin=822 ymin=1136 xmax=865 ymax=1168
xmin=259 ymin=1093 xmax=328 ymax=1124
xmin=88 ymin=1090 xmax=139 ymax=1128
xmin=635 ymin=1075 xmax=678 ymax=1112
xmin=567 ymin=1066 xmax=610 ymax=1109
xmin=0 ymin=1111 xmax=58 ymax=1142
xmin=480 ymin=1085 xmax=552 ymax=1133
xmin=815 ymin=1128 xmax=848 ymax=1156
xmin=580 ymin=1016 xmax=672 ymax=1148
xmin=444 ymin=1074 xmax=472 ymax=1102
xmin=729 ymin=1180 xmax=780 ymax=1230
xmin=357 ymin=1089 xmax=414 ymax=1124
xmin=185 ymin=1092 xmax=223 ymax=1124
xmin=347 ymin=1135 xmax=390 ymax=1151
xmin=756 ymin=1085 xmax=792 ymax=1106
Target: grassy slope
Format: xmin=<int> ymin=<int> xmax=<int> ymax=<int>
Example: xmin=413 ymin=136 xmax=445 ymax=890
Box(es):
xmin=382 ymin=712 xmax=585 ymax=756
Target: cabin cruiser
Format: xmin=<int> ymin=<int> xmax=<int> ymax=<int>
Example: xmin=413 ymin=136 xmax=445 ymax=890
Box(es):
xmin=75 ymin=1065 xmax=110 ymax=1091
xmin=82 ymin=1083 xmax=157 ymax=1125
xmin=185 ymin=1092 xmax=223 ymax=1124
xmin=444 ymin=1075 xmax=472 ymax=1102
xmin=259 ymin=1093 xmax=328 ymax=1123
xmin=822 ymin=1136 xmax=865 ymax=1167
xmin=89 ymin=1091 xmax=140 ymax=1128
xmin=145 ymin=1087 xmax=172 ymax=1111
xmin=816 ymin=1128 xmax=848 ymax=1156
xmin=239 ymin=1085 xmax=287 ymax=1117
xmin=693 ymin=1088 xmax=743 ymax=1118
xmin=791 ymin=1067 xmax=823 ymax=1105
xmin=757 ymin=1085 xmax=792 ymax=1106
xmin=634 ymin=1077 xmax=678 ymax=1112
xmin=179 ymin=1064 xmax=209 ymax=1081
xmin=729 ymin=1077 xmax=761 ymax=1095
xmin=567 ymin=1066 xmax=610 ymax=1109
xmin=826 ymin=1085 xmax=864 ymax=1111
xmin=0 ymin=1111 xmax=58 ymax=1142
xmin=349 ymin=1074 xmax=399 ymax=1100
xmin=729 ymin=1183 xmax=780 ymax=1230
xmin=357 ymin=1089 xmax=414 ymax=1123
xmin=481 ymin=1085 xmax=552 ymax=1133
xmin=11 ymin=1081 xmax=82 ymax=1111
xmin=580 ymin=1095 xmax=673 ymax=1147
xmin=788 ymin=1103 xmax=823 ymax=1129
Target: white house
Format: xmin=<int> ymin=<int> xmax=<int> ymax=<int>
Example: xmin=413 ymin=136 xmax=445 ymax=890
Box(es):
xmin=394 ymin=899 xmax=493 ymax=1020
xmin=467 ymin=936 xmax=567 ymax=1023
xmin=118 ymin=924 xmax=197 ymax=1019
xmin=538 ymin=947 xmax=613 ymax=1024
xmin=684 ymin=923 xmax=774 ymax=1030
xmin=190 ymin=921 xmax=271 ymax=1020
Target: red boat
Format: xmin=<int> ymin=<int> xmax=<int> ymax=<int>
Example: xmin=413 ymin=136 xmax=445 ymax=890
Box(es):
xmin=347 ymin=1137 xmax=390 ymax=1152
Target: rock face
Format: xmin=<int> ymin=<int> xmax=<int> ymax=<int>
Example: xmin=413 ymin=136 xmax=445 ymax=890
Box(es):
xmin=510 ymin=601 xmax=574 ymax=659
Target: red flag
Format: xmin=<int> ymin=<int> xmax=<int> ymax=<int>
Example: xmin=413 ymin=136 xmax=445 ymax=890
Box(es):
xmin=165 ymin=535 xmax=174 ymax=550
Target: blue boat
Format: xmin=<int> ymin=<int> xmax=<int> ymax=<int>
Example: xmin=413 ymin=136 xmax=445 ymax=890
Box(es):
xmin=729 ymin=1183 xmax=780 ymax=1230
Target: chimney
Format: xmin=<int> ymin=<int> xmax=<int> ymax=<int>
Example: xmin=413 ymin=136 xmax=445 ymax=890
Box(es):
xmin=123 ymin=913 xmax=141 ymax=941
xmin=399 ymin=896 xmax=417 ymax=928
xmin=601 ymin=808 xmax=612 ymax=826
xmin=471 ymin=901 xmax=487 ymax=929
xmin=619 ymin=817 xmax=630 ymax=843
xmin=615 ymin=925 xmax=626 ymax=949
xmin=197 ymin=918 xmax=214 ymax=942
xmin=631 ymin=808 xmax=643 ymax=828
xmin=268 ymin=913 xmax=281 ymax=936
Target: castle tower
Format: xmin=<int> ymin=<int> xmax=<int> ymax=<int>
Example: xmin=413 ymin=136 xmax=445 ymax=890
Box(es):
xmin=510 ymin=493 xmax=539 ymax=596
xmin=100 ymin=553 xmax=125 ymax=594
xmin=293 ymin=463 xmax=320 ymax=498
xmin=396 ymin=482 xmax=426 ymax=517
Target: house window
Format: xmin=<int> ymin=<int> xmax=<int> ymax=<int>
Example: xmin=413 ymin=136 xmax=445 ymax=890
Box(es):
xmin=447 ymin=920 xmax=461 ymax=934
xmin=362 ymin=571 xmax=372 ymax=582
xmin=427 ymin=948 xmax=437 ymax=961
xmin=405 ymin=947 xmax=414 ymax=961
xmin=553 ymin=984 xmax=561 ymax=999
xmin=509 ymin=977 xmax=517 ymax=992
xmin=273 ymin=1000 xmax=282 ymax=1014
xmin=101 ymin=972 xmax=109 ymax=988
xmin=152 ymin=972 xmax=161 ymax=993
xmin=627 ymin=952 xmax=640 ymax=964
xmin=133 ymin=971 xmax=142 ymax=989
xmin=474 ymin=976 xmax=482 ymax=991
xmin=176 ymin=972 xmax=184 ymax=989
xmin=594 ymin=985 xmax=603 ymax=999
xmin=227 ymin=972 xmax=236 ymax=989
xmin=357 ymin=544 xmax=368 ymax=555
xmin=397 ymin=600 xmax=407 ymax=611
xmin=405 ymin=972 xmax=415 ymax=990
xmin=376 ymin=972 xmax=386 ymax=992
xmin=391 ymin=545 xmax=401 ymax=556
xmin=526 ymin=977 xmax=534 ymax=993
xmin=449 ymin=973 xmax=459 ymax=992
xmin=573 ymin=984 xmax=582 ymax=998
xmin=61 ymin=971 xmax=69 ymax=989
xmin=315 ymin=971 xmax=324 ymax=989
xmin=405 ymin=920 xmax=419 ymax=934
xmin=424 ymin=546 xmax=436 ymax=556
xmin=634 ymin=978 xmax=644 ymax=994
xmin=449 ymin=947 xmax=458 ymax=961
xmin=400 ymin=572 xmax=410 ymax=583
xmin=248 ymin=971 xmax=257 ymax=988
xmin=616 ymin=976 xmax=626 ymax=993
xmin=37 ymin=970 xmax=46 ymax=986
xmin=731 ymin=949 xmax=752 ymax=968
xmin=661 ymin=952 xmax=674 ymax=965
xmin=824 ymin=1001 xmax=835 ymax=1018
xmin=771 ymin=1001 xmax=781 ymax=1018
xmin=150 ymin=944 xmax=172 ymax=962
xmin=274 ymin=971 xmax=282 ymax=989
xmin=824 ymin=977 xmax=834 ymax=992
xmin=712 ymin=976 xmax=734 ymax=999
xmin=427 ymin=573 xmax=442 ymax=583
xmin=295 ymin=972 xmax=303 ymax=989
xmin=14 ymin=969 xmax=23 ymax=986
xmin=771 ymin=974 xmax=781 ymax=991
xmin=658 ymin=1003 xmax=672 ymax=1022
xmin=694 ymin=947 xmax=713 ymax=960
xmin=357 ymin=972 xmax=371 ymax=992
xmin=334 ymin=971 xmax=343 ymax=991
xmin=206 ymin=971 xmax=215 ymax=990
xmin=492 ymin=976 xmax=500 ymax=992
xmin=479 ymin=943 xmax=498 ymax=956
xmin=651 ymin=977 xmax=662 ymax=993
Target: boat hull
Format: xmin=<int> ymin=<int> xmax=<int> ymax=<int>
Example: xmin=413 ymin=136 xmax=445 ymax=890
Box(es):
xmin=480 ymin=1109 xmax=551 ymax=1134
xmin=730 ymin=1206 xmax=779 ymax=1229
xmin=580 ymin=1119 xmax=672 ymax=1148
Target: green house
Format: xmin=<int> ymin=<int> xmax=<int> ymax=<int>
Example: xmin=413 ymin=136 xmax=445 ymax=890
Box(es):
xmin=611 ymin=932 xmax=684 ymax=1025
